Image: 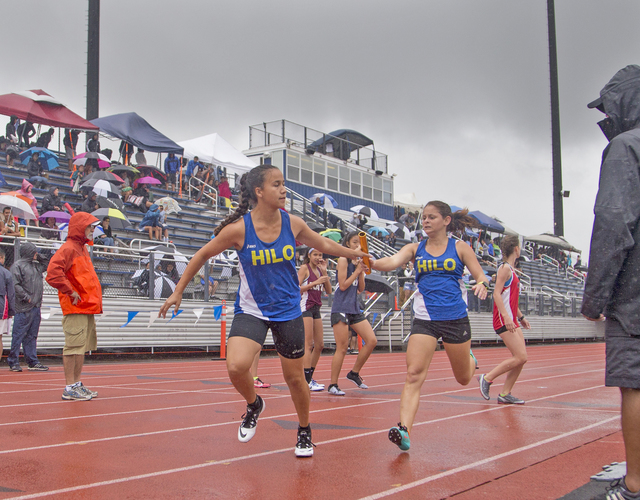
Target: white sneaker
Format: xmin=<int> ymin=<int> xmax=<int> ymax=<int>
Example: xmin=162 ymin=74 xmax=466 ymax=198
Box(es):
xmin=309 ymin=379 xmax=325 ymax=391
xmin=238 ymin=395 xmax=265 ymax=443
xmin=328 ymin=385 xmax=345 ymax=396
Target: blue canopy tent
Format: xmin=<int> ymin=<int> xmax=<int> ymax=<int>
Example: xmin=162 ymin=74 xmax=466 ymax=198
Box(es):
xmin=306 ymin=129 xmax=373 ymax=161
xmin=468 ymin=210 xmax=504 ymax=233
xmin=90 ymin=112 xmax=184 ymax=154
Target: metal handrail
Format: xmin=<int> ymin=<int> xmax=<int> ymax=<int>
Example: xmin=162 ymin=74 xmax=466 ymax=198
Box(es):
xmin=565 ymin=266 xmax=585 ymax=284
xmin=541 ymin=285 xmax=566 ymax=298
xmin=187 ymin=177 xmax=219 ymax=213
xmin=541 ymin=254 xmax=560 ymax=271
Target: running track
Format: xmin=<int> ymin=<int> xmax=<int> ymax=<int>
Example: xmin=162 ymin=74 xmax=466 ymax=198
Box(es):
xmin=0 ymin=343 xmax=623 ymax=499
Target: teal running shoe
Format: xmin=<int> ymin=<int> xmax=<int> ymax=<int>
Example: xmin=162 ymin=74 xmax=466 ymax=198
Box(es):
xmin=389 ymin=423 xmax=410 ymax=451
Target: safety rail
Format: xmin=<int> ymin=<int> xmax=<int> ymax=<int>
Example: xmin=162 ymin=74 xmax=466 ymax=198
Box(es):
xmin=541 ymin=254 xmax=560 ymax=272
xmin=187 ymin=177 xmax=219 ymax=213
xmin=565 ymin=266 xmax=585 ymax=284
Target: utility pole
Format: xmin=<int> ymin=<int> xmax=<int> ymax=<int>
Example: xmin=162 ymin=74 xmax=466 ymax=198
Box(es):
xmin=547 ymin=0 xmax=564 ymax=236
xmin=86 ymin=0 xmax=100 ymax=120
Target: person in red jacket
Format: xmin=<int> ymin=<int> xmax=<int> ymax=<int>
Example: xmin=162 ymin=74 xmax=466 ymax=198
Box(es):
xmin=46 ymin=212 xmax=102 ymax=401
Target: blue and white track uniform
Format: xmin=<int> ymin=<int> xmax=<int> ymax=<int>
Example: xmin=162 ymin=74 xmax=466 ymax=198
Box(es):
xmin=235 ymin=210 xmax=301 ymax=321
xmin=413 ymin=238 xmax=468 ymax=321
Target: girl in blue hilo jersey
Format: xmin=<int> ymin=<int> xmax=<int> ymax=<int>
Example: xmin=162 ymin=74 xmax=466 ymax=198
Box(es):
xmin=328 ymin=231 xmax=378 ymax=396
xmin=159 ymin=165 xmax=367 ymax=458
xmin=299 ymin=247 xmax=332 ymax=392
xmin=372 ymin=201 xmax=489 ymax=451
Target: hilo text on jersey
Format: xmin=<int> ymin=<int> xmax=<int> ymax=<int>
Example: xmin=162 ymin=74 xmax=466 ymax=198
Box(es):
xmin=251 ymin=245 xmax=295 ymax=266
xmin=415 ymin=257 xmax=457 ymax=273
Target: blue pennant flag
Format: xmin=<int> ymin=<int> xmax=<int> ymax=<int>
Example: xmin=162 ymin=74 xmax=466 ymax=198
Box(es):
xmin=213 ymin=305 xmax=222 ymax=321
xmin=167 ymin=309 xmax=184 ymax=322
xmin=372 ymin=313 xmax=378 ymax=324
xmin=121 ymin=311 xmax=140 ymax=328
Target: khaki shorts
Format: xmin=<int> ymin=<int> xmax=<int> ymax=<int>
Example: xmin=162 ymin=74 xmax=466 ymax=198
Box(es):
xmin=62 ymin=314 xmax=97 ymax=355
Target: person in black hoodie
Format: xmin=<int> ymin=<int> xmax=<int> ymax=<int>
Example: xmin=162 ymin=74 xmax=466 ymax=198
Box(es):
xmin=63 ymin=129 xmax=79 ymax=170
xmin=0 ymin=248 xmax=15 ymax=366
xmin=582 ymin=64 xmax=640 ymax=500
xmin=27 ymin=152 xmax=48 ymax=188
xmin=79 ymin=192 xmax=98 ymax=213
xmin=41 ymin=186 xmax=62 ymax=214
xmin=6 ymin=242 xmax=48 ymax=371
xmin=87 ymin=133 xmax=100 ymax=153
xmin=17 ymin=121 xmax=35 ymax=148
xmin=35 ymin=128 xmax=54 ymax=148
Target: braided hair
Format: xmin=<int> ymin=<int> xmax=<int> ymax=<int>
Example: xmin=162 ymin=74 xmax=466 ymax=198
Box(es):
xmin=213 ymin=164 xmax=278 ymax=236
xmin=425 ymin=200 xmax=477 ymax=233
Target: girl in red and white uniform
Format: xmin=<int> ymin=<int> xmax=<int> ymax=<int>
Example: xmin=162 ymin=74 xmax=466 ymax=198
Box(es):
xmin=479 ymin=235 xmax=531 ymax=404
xmin=298 ymin=247 xmax=332 ymax=391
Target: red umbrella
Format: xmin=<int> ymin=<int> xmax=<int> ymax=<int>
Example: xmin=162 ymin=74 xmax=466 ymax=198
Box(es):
xmin=136 ymin=165 xmax=167 ymax=181
xmin=134 ymin=176 xmax=161 ymax=187
xmin=0 ymin=90 xmax=98 ymax=130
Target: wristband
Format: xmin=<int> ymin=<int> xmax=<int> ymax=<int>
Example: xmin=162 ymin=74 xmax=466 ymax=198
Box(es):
xmin=518 ymin=315 xmax=525 ymax=322
xmin=481 ymin=281 xmax=489 ymax=290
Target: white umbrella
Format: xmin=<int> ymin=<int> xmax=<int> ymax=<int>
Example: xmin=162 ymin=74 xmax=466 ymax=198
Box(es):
xmin=132 ymin=269 xmax=176 ymax=299
xmin=144 ymin=245 xmax=189 ymax=275
xmin=386 ymin=222 xmax=411 ymax=239
xmin=0 ymin=194 xmax=35 ymax=219
xmin=156 ymin=197 xmax=182 ymax=215
xmin=350 ymin=205 xmax=379 ymax=219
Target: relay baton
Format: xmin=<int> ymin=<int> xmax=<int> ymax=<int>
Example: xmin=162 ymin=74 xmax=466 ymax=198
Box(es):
xmin=358 ymin=231 xmax=371 ymax=275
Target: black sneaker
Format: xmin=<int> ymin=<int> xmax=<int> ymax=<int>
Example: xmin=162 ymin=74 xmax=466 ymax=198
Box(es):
xmin=9 ymin=365 xmax=22 ymax=372
xmin=28 ymin=363 xmax=49 ymax=371
xmin=238 ymin=395 xmax=265 ymax=443
xmin=346 ymin=371 xmax=368 ymax=389
xmin=295 ymin=426 xmax=315 ymax=457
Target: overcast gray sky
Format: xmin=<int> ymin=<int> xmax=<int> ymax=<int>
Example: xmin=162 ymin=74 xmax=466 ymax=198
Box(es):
xmin=2 ymin=0 xmax=639 ymax=259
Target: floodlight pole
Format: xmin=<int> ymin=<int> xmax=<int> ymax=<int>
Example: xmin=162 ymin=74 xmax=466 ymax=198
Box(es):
xmin=86 ymin=0 xmax=100 ymax=121
xmin=547 ymin=0 xmax=564 ymax=236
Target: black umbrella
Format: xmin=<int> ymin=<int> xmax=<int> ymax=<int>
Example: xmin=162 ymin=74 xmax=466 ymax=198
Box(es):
xmin=95 ymin=195 xmax=124 ymax=210
xmin=108 ymin=164 xmax=140 ymax=174
xmin=83 ymin=171 xmax=124 ymax=185
xmin=131 ymin=269 xmax=176 ymax=299
xmin=137 ymin=165 xmax=167 ymax=181
xmin=307 ymin=221 xmax=324 ymax=233
xmin=364 ymin=274 xmax=394 ymax=294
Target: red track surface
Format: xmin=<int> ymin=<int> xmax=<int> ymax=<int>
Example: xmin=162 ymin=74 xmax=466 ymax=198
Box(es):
xmin=0 ymin=343 xmax=623 ymax=499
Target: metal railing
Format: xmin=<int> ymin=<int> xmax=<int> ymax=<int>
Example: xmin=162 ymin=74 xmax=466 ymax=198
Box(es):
xmin=249 ymin=119 xmax=388 ymax=174
xmin=187 ymin=177 xmax=219 ymax=213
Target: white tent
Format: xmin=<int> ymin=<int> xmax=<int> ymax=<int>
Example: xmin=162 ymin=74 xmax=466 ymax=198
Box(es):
xmin=395 ymin=192 xmax=423 ymax=212
xmin=178 ymin=133 xmax=257 ymax=173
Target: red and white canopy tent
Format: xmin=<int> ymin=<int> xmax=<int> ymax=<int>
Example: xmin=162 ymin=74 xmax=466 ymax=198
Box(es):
xmin=0 ymin=89 xmax=98 ymax=130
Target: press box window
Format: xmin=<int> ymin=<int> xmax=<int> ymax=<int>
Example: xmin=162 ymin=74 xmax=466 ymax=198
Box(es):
xmin=301 ymin=155 xmax=313 ymax=185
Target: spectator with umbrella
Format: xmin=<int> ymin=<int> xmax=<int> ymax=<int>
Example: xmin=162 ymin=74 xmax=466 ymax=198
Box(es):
xmin=26 ymin=152 xmax=48 ymax=189
xmin=79 ymin=192 xmax=98 ymax=214
xmin=93 ymin=216 xmax=115 ymax=252
xmin=139 ymin=204 xmax=161 ymax=240
xmin=0 ymin=206 xmax=21 ymax=269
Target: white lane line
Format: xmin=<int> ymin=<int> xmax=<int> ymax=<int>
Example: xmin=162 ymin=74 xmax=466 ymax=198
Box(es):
xmin=358 ymin=415 xmax=620 ymax=500
xmin=2 ymin=397 xmax=618 ymax=499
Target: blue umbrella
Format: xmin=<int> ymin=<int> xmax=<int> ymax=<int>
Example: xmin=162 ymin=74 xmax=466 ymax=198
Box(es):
xmin=19 ymin=147 xmax=59 ymax=170
xmin=312 ymin=193 xmax=338 ymax=209
xmin=367 ymin=226 xmax=389 ymax=237
xmin=468 ymin=210 xmax=504 ymax=233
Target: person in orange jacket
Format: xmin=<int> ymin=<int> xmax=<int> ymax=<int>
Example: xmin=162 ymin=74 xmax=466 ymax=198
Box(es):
xmin=46 ymin=212 xmax=102 ymax=401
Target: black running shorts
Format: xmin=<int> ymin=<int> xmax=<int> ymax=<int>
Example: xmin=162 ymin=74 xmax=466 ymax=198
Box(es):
xmin=330 ymin=312 xmax=367 ymax=327
xmin=302 ymin=304 xmax=322 ymax=319
xmin=229 ymin=313 xmax=305 ymax=359
xmin=605 ymin=318 xmax=640 ymax=389
xmin=411 ymin=316 xmax=472 ymax=344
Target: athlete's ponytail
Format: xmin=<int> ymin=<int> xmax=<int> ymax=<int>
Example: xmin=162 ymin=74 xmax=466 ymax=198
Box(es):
xmin=213 ymin=164 xmax=278 ymax=237
xmin=500 ymin=234 xmax=520 ymax=258
xmin=425 ymin=200 xmax=477 ymax=233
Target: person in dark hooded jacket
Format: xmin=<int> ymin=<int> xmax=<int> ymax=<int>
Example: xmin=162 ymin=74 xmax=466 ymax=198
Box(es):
xmin=6 ymin=242 xmax=48 ymax=371
xmin=41 ymin=186 xmax=62 ymax=214
xmin=46 ymin=212 xmax=102 ymax=401
xmin=582 ymin=64 xmax=640 ymax=500
xmin=0 ymin=248 xmax=15 ymax=367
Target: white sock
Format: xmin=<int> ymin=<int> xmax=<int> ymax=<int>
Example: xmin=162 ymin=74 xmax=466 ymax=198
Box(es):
xmin=72 ymin=381 xmax=81 ymax=388
xmin=65 ymin=385 xmax=73 ymax=391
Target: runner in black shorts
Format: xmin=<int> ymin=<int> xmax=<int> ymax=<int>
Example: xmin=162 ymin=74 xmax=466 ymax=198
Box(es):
xmin=160 ymin=165 xmax=366 ymax=457
xmin=328 ymin=231 xmax=378 ymax=395
xmin=372 ymin=202 xmax=489 ymax=451
xmin=299 ymin=247 xmax=332 ymax=391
